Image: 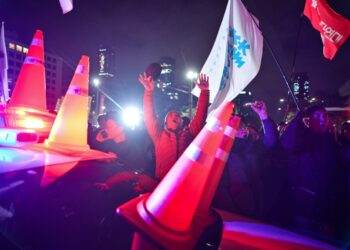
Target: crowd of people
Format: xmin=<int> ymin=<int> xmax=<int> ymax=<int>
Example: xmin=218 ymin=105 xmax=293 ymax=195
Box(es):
xmin=87 ymin=72 xmax=350 ymax=243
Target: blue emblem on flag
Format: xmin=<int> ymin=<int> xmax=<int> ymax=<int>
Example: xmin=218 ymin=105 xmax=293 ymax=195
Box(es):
xmin=219 ymin=28 xmax=251 ymax=90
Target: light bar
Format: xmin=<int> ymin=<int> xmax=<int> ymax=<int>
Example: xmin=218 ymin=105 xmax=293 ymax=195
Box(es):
xmin=0 ymin=128 xmax=38 ymax=147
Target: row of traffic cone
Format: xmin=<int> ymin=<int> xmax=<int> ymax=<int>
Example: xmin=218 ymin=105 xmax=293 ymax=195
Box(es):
xmin=6 ymin=29 xmax=91 ymax=151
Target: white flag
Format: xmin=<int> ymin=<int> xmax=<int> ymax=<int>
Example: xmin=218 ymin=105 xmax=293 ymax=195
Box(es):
xmin=59 ymin=0 xmax=73 ymax=14
xmin=192 ymin=0 xmax=263 ymax=116
xmin=0 ymin=22 xmax=9 ymax=104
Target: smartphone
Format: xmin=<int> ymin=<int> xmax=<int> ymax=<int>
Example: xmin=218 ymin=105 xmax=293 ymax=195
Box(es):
xmin=243 ymin=102 xmax=252 ymax=107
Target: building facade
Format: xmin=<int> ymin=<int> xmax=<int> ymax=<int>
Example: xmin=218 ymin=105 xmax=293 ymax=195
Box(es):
xmin=90 ymin=45 xmax=116 ymax=120
xmin=158 ymin=57 xmax=175 ymax=91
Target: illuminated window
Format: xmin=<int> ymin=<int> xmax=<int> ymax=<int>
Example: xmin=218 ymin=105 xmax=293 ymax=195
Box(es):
xmin=99 ymin=53 xmax=105 ymax=73
xmin=9 ymin=43 xmax=15 ymax=49
xmin=16 ymin=45 xmax=23 ymax=52
xmin=22 ymin=47 xmax=28 ymax=54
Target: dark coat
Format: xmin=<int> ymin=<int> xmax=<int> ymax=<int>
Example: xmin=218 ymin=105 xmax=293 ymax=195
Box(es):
xmin=225 ymin=118 xmax=279 ymax=219
xmin=280 ymin=113 xmax=347 ymax=233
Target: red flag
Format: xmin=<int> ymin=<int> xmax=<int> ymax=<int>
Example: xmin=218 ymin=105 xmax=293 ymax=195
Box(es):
xmin=304 ymin=0 xmax=350 ymax=60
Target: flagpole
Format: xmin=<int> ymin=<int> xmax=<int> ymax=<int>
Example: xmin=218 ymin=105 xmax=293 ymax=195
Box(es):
xmin=290 ymin=13 xmax=304 ymax=80
xmin=285 ymin=12 xmax=304 ymax=119
xmin=242 ymin=2 xmax=300 ymax=112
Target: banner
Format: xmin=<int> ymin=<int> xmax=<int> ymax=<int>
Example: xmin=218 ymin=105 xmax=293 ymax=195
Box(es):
xmin=304 ymin=0 xmax=350 ymax=60
xmin=192 ymin=0 xmax=263 ymax=117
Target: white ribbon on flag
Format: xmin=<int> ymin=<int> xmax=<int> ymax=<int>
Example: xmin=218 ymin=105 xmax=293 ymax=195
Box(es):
xmin=192 ymin=0 xmax=263 ymax=118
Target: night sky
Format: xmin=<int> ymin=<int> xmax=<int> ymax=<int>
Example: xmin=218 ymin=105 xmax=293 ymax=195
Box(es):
xmin=1 ymin=0 xmax=349 ymax=121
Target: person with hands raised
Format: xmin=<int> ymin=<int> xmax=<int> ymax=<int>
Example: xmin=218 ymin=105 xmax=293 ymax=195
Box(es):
xmin=139 ymin=72 xmax=210 ymax=180
xmin=94 ymin=71 xmax=210 ymax=195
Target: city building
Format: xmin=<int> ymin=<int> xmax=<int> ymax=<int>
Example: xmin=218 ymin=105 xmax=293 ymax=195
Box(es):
xmin=98 ymin=45 xmax=115 ymax=78
xmin=291 ymin=72 xmax=310 ymax=103
xmin=95 ymin=45 xmax=116 ymax=113
xmin=156 ymin=57 xmax=192 ymax=117
xmin=89 ymin=45 xmax=116 ymax=125
xmin=158 ymin=57 xmax=183 ymax=104
xmin=157 ymin=57 xmax=176 ymax=92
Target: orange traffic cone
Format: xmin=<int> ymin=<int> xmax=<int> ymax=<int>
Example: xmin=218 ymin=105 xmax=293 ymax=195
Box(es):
xmin=45 ymin=55 xmax=90 ymax=152
xmin=117 ymin=101 xmax=234 ymax=248
xmin=197 ymin=115 xmax=241 ymax=214
xmin=8 ymin=30 xmax=47 ymax=112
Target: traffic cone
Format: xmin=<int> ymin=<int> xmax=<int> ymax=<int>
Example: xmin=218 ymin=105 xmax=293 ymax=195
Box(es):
xmin=117 ymin=101 xmax=234 ymax=248
xmin=45 ymin=55 xmax=90 ymax=152
xmin=8 ymin=30 xmax=47 ymax=112
xmin=197 ymin=115 xmax=240 ymax=214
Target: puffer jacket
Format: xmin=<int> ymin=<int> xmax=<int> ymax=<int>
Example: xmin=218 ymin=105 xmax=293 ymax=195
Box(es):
xmin=144 ymin=89 xmax=209 ymax=180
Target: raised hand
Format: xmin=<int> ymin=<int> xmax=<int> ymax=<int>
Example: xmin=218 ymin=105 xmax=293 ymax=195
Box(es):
xmin=250 ymin=101 xmax=268 ymax=120
xmin=194 ymin=73 xmax=209 ymax=90
xmin=138 ymin=72 xmax=155 ymax=91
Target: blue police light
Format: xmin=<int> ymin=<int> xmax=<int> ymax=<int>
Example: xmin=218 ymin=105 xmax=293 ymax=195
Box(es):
xmin=0 ymin=128 xmax=38 ymax=147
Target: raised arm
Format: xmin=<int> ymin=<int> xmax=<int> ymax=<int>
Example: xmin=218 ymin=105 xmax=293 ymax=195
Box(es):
xmin=138 ymin=72 xmax=162 ymax=142
xmin=250 ymin=101 xmax=278 ymax=148
xmin=188 ymin=73 xmax=210 ymax=136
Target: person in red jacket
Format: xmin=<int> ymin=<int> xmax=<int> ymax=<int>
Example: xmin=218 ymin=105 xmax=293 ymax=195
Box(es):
xmin=138 ymin=72 xmax=210 ymax=180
